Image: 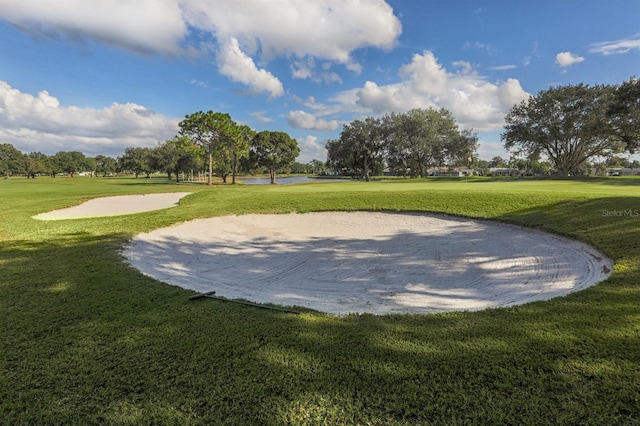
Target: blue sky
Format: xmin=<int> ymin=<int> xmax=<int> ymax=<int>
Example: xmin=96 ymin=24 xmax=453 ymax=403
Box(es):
xmin=0 ymin=0 xmax=638 ymax=163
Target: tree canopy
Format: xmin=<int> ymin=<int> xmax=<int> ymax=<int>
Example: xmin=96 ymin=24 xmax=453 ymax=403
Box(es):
xmin=151 ymin=137 xmax=201 ymax=182
xmin=383 ymin=108 xmax=474 ymax=177
xmin=0 ymin=143 xmax=27 ymax=177
xmin=327 ymin=117 xmax=384 ymax=181
xmin=117 ymin=147 xmax=154 ymax=178
xmin=179 ymin=111 xmax=237 ymax=185
xmin=249 ymin=131 xmax=300 ymax=184
xmin=25 ymin=152 xmax=50 ymax=178
xmin=502 ymin=83 xmax=627 ymax=176
xmin=95 ymin=155 xmax=117 ymax=177
xmin=608 ymin=77 xmax=640 ymax=153
xmin=327 ymin=108 xmax=477 ymax=179
xmin=52 ymin=151 xmax=89 ymax=177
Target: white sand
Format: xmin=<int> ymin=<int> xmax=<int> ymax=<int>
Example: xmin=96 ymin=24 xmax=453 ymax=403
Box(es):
xmin=33 ymin=192 xmax=192 ymax=220
xmin=123 ymin=211 xmax=613 ymax=315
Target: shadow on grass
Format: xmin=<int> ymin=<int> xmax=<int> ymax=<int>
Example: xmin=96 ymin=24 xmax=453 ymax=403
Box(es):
xmin=500 ymin=196 xmax=640 ymax=260
xmin=0 ymin=198 xmax=639 ymax=424
xmin=423 ymin=175 xmax=640 ymax=187
xmin=103 ymin=177 xmax=214 ymax=188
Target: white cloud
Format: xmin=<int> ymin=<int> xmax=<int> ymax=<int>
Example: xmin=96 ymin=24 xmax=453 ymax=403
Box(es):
xmin=189 ymin=0 xmax=400 ymax=88
xmin=0 ymin=0 xmax=187 ymax=55
xmin=287 ymin=110 xmax=340 ymax=131
xmin=476 ymin=137 xmax=508 ymax=161
xmin=296 ymin=135 xmax=327 ymax=163
xmin=291 ymin=59 xmax=315 ymax=80
xmin=285 ymin=52 xmax=529 ymax=134
xmin=249 ymin=111 xmax=273 ymax=124
xmin=350 ymin=51 xmax=529 ymax=131
xmin=0 ymin=81 xmax=178 ymax=156
xmin=488 ymin=65 xmax=517 ymax=71
xmin=452 ymin=61 xmax=475 ymax=76
xmin=555 ymin=51 xmax=585 ymax=67
xmin=218 ymin=37 xmax=284 ymax=98
xmin=0 ymin=0 xmax=403 ymax=95
xmin=291 ymin=58 xmax=343 ymax=84
xmin=190 ymin=79 xmax=208 ymax=88
xmin=187 ymin=0 xmax=401 ymax=62
xmin=589 ymin=37 xmax=640 ymax=55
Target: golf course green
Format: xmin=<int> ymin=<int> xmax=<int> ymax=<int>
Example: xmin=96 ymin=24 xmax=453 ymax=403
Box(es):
xmin=1 ymin=176 xmax=639 ymax=424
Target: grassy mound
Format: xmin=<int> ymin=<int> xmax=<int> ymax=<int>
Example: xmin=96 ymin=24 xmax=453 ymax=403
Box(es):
xmin=1 ymin=176 xmax=639 ymax=424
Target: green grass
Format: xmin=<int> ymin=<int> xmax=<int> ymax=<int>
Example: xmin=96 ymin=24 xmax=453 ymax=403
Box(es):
xmin=1 ymin=176 xmax=639 ymax=425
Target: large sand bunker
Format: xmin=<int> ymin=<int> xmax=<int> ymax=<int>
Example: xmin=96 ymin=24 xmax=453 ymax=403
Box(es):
xmin=123 ymin=212 xmax=612 ymax=315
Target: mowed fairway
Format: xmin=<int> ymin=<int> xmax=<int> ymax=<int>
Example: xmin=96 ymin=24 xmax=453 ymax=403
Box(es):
xmin=1 ymin=176 xmax=639 ymax=424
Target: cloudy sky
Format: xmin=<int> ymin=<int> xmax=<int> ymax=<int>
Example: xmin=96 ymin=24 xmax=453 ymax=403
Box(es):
xmin=0 ymin=1 xmax=638 ymax=162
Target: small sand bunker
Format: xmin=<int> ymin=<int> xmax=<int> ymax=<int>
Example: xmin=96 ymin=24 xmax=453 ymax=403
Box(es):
xmin=33 ymin=192 xmax=192 ymax=220
xmin=123 ymin=212 xmax=613 ymax=315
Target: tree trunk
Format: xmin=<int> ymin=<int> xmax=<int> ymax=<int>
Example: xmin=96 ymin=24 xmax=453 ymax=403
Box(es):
xmin=207 ymin=152 xmax=213 ymax=185
xmin=232 ymin=154 xmax=237 ymax=184
xmin=364 ymin=156 xmax=370 ymax=182
xmin=270 ymin=168 xmax=276 ymax=184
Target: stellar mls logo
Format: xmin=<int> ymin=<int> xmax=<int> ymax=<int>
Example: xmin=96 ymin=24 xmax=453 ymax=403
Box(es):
xmin=602 ymin=209 xmax=639 ymax=217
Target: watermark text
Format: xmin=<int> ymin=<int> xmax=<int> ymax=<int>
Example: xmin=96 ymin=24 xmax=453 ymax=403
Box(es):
xmin=602 ymin=209 xmax=639 ymax=217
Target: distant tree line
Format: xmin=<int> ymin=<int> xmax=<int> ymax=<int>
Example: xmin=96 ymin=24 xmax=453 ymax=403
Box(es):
xmin=326 ymin=108 xmax=478 ymax=180
xmin=2 ymin=78 xmax=637 ymax=180
xmin=472 ymin=154 xmax=640 ymax=177
xmin=325 ymin=78 xmax=639 ymax=179
xmin=0 ymin=145 xmax=102 ymax=178
xmin=0 ymin=140 xmax=309 ymax=182
xmin=0 ymin=111 xmax=303 ymax=184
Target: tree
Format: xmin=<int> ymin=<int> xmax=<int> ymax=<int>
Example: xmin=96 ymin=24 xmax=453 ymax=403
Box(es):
xmin=151 ymin=140 xmax=180 ymax=180
xmin=328 ymin=118 xmax=384 ymax=181
xmin=249 ymin=131 xmax=300 ymax=184
xmin=153 ymin=137 xmax=200 ymax=182
xmin=94 ymin=155 xmax=117 ymax=177
xmin=605 ymin=155 xmax=631 ymax=168
xmin=118 ymin=147 xmax=154 ymax=178
xmin=384 ymin=108 xmax=462 ymax=177
xmin=290 ymin=162 xmax=313 ymax=174
xmin=309 ymin=159 xmax=326 ymax=174
xmin=231 ymin=125 xmax=254 ymax=184
xmin=52 ymin=151 xmax=88 ymax=177
xmin=445 ymin=128 xmax=478 ymax=169
xmin=0 ymin=144 xmax=27 ymax=177
xmin=488 ymin=156 xmax=507 ymax=168
xmin=325 ymin=137 xmax=353 ymax=176
xmin=502 ymin=83 xmax=624 ymax=176
xmin=179 ymin=111 xmax=236 ymax=185
xmin=608 ymin=77 xmax=640 ymax=153
xmin=474 ymin=159 xmax=489 ymax=176
xmin=84 ymin=157 xmax=96 ymax=176
xmin=25 ymin=152 xmax=50 ymax=178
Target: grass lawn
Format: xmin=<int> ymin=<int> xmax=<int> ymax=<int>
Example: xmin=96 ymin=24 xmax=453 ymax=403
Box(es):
xmin=1 ymin=176 xmax=639 ymax=425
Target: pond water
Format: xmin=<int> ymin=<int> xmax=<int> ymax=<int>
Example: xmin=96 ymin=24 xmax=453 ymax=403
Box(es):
xmin=241 ymin=176 xmax=342 ymax=185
